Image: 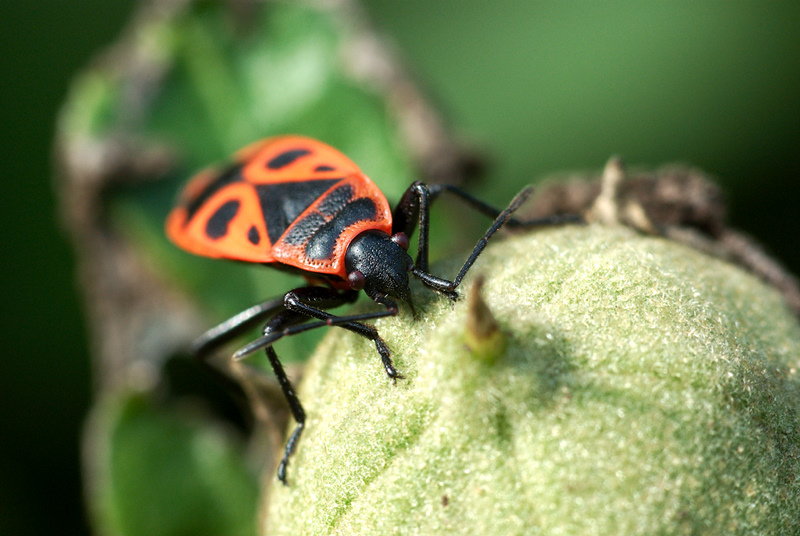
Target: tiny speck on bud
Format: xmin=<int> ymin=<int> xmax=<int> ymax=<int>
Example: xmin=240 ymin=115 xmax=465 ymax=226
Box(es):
xmin=464 ymin=275 xmax=506 ymax=363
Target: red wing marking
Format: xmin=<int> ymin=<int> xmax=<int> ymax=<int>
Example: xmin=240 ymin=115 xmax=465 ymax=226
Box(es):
xmin=166 ymin=179 xmax=274 ymax=262
xmin=166 ymin=136 xmax=392 ymax=272
xmin=238 ymin=136 xmax=363 ymax=184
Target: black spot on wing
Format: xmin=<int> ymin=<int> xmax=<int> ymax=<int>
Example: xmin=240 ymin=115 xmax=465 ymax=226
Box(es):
xmin=185 ymin=164 xmax=244 ymax=223
xmin=255 ymin=179 xmax=341 ymax=244
xmin=317 ymin=184 xmax=354 ymax=216
xmin=247 ymin=225 xmax=260 ymax=245
xmin=206 ymin=200 xmax=240 ymax=240
xmin=283 ymin=213 xmax=327 ymax=246
xmin=315 ymin=165 xmax=336 ymax=172
xmin=305 ymin=198 xmax=377 ymax=260
xmin=267 ymin=149 xmax=311 ymax=170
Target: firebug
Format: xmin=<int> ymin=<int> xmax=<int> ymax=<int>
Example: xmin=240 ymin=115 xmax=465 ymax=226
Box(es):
xmin=166 ymin=135 xmax=575 ymax=484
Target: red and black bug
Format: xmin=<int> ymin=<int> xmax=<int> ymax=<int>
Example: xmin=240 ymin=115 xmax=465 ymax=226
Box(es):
xmin=167 ymin=135 xmax=575 ymax=484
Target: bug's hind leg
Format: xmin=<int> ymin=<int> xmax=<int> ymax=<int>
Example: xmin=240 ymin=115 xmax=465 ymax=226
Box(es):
xmin=226 ymin=288 xmax=405 ymax=484
xmin=186 ymin=296 xmax=291 ymax=431
xmin=191 ymin=297 xmax=287 ymax=359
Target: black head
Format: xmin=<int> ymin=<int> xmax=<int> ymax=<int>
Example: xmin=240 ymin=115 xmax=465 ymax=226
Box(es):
xmin=345 ymin=230 xmax=414 ymax=307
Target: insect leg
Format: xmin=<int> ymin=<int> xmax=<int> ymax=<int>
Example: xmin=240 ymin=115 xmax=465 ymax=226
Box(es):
xmin=392 ymin=181 xmax=433 ymax=272
xmin=287 ymin=289 xmax=402 ymax=381
xmin=191 ymin=296 xmax=287 ymax=358
xmin=258 ymin=309 xmax=313 ymax=486
xmin=427 ymin=183 xmax=582 ymax=230
xmin=190 ymin=289 xmax=360 ymax=484
xmin=234 ymin=288 xmax=403 ymax=381
xmin=248 ymin=288 xmax=401 ymax=484
xmin=398 ymin=182 xmax=578 ymax=296
xmin=416 ymin=185 xmax=534 ymax=293
xmin=190 ymin=297 xmax=292 ymax=431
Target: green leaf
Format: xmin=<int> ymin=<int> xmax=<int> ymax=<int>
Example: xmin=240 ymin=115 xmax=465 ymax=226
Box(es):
xmin=87 ymin=393 xmax=258 ymax=536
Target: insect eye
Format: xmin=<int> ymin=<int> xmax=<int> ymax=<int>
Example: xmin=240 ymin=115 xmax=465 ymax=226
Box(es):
xmin=348 ymin=270 xmax=366 ymax=290
xmin=391 ymin=232 xmax=410 ymax=250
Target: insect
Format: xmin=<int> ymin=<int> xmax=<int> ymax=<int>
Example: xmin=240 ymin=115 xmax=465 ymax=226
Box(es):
xmin=166 ymin=135 xmax=575 ymax=484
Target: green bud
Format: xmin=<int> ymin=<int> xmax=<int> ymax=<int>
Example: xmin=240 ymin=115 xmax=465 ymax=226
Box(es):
xmin=265 ymin=225 xmax=800 ymax=535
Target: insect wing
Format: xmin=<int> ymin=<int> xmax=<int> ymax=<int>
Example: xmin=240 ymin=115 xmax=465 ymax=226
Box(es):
xmin=237 ymin=135 xmax=363 ymax=184
xmin=270 ymin=173 xmax=393 ymax=279
xmin=165 ymin=136 xmax=391 ymax=268
xmin=166 ymin=163 xmax=274 ymax=262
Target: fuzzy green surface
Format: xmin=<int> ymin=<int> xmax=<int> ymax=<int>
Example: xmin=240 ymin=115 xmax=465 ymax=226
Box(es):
xmin=264 ymin=225 xmax=800 ymax=535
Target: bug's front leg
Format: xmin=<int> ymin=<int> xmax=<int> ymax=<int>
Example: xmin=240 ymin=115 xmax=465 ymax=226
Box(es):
xmin=232 ymin=287 xmax=404 ymax=484
xmin=392 ymin=181 xmax=435 ymax=273
xmin=395 ymin=181 xmax=536 ymax=298
xmin=283 ymin=288 xmax=403 ymax=381
xmin=233 ymin=288 xmax=405 ymax=380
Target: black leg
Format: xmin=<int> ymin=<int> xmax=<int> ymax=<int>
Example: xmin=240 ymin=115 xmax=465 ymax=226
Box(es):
xmin=189 ymin=296 xmax=292 ymax=431
xmin=394 ymin=182 xmax=579 ymax=297
xmin=426 ymin=183 xmax=582 ymax=230
xmin=229 ymin=287 xmax=403 ymax=485
xmin=288 ymin=290 xmax=402 ymax=381
xmin=191 ymin=297 xmax=288 ymax=358
xmin=392 ymin=181 xmax=432 ymax=272
xmin=234 ymin=287 xmax=403 ymax=381
xmin=267 ymin=345 xmax=304 ymax=485
xmin=191 ymin=286 xmax=404 ymax=484
xmin=258 ymin=309 xmax=311 ymax=485
xmin=429 ymin=185 xmax=534 ymax=292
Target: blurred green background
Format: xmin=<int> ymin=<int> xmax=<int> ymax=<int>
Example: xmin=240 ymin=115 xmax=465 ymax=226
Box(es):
xmin=1 ymin=1 xmax=797 ymax=535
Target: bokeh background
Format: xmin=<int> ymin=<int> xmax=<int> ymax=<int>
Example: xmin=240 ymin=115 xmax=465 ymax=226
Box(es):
xmin=1 ymin=2 xmax=797 ymax=535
